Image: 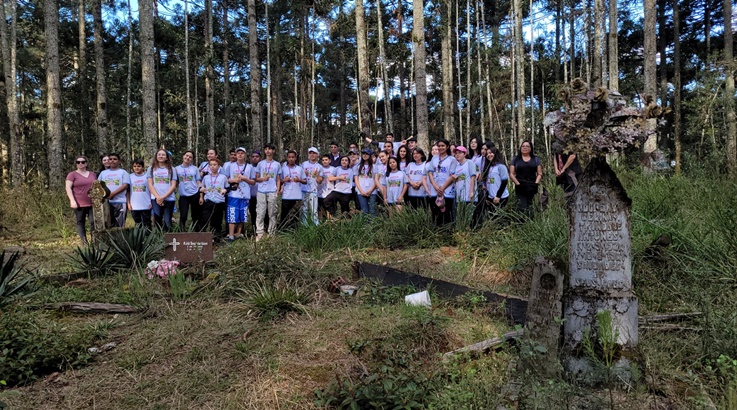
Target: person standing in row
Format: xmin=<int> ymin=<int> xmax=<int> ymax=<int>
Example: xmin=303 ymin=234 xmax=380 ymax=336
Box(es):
xmin=279 ymin=150 xmax=307 ymax=231
xmin=302 ymin=147 xmax=323 ymax=225
xmin=226 ymin=147 xmax=255 ymax=241
xmin=354 ymin=148 xmax=377 ymax=215
xmin=66 ymin=156 xmax=97 ymax=245
xmin=384 ymin=156 xmax=407 ymax=215
xmin=317 ymin=154 xmax=334 ymax=219
xmin=453 ymin=146 xmax=477 ymax=223
xmin=248 ymin=150 xmax=264 ymax=235
xmin=428 ymin=139 xmax=458 ymax=225
xmin=176 ymin=150 xmax=202 ymax=231
xmin=325 ymin=156 xmax=354 ymax=217
xmin=254 ymin=143 xmax=281 ymax=240
xmin=128 ymin=158 xmax=152 ymax=229
xmin=98 ymin=153 xmax=130 ymax=228
xmin=509 ymin=140 xmax=542 ymax=218
xmin=199 ymin=148 xmax=218 ymax=178
xmin=405 ymin=148 xmax=429 ymax=209
xmin=199 ymin=158 xmax=228 ymax=237
xmin=147 ymin=149 xmax=178 ymax=231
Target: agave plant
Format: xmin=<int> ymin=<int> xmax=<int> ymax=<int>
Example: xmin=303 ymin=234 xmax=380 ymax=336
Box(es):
xmin=101 ymin=225 xmax=164 ymax=270
xmin=0 ymin=251 xmax=34 ymax=306
xmin=67 ymin=243 xmax=122 ymax=276
xmin=238 ymin=280 xmax=312 ymax=321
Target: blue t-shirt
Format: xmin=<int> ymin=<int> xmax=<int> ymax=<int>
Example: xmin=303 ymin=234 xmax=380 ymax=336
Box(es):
xmin=98 ymin=168 xmax=130 ymax=203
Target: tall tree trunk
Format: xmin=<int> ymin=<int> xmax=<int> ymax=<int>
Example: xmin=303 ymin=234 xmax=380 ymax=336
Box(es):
xmin=529 ymin=0 xmax=535 ymax=143
xmin=672 ymin=0 xmax=681 ymax=175
xmin=377 ymin=0 xmax=393 ymax=133
xmin=476 ymin=0 xmax=485 ymax=141
xmin=569 ymin=1 xmax=575 ymax=84
xmin=126 ymin=0 xmax=134 ymax=159
xmin=355 ymin=0 xmax=371 ymax=136
xmin=139 ymin=0 xmax=157 ymax=154
xmin=455 ymin=0 xmax=463 ymax=140
xmin=608 ymin=0 xmax=618 ymax=91
xmin=0 ymin=0 xmax=22 ymax=186
xmin=46 ymin=0 xmax=63 ymax=188
xmin=77 ymin=0 xmax=88 ymax=154
xmin=704 ymin=0 xmax=711 ymax=55
xmin=465 ymin=0 xmax=471 ymax=143
xmin=658 ymin=0 xmax=667 ymax=106
xmin=413 ymin=0 xmax=429 ymax=150
xmin=514 ymin=0 xmax=526 ymax=142
xmin=184 ymin=0 xmax=192 ymax=149
xmin=248 ymin=0 xmax=262 ymax=149
xmin=93 ymin=0 xmax=108 ymax=154
xmin=265 ymin=0 xmax=271 ymax=143
xmin=205 ymin=0 xmax=214 ymax=148
xmin=441 ymin=0 xmax=454 ymax=142
xmin=555 ymin=0 xmax=561 ymax=83
xmin=592 ymin=0 xmax=603 ymax=87
xmin=222 ymin=0 xmax=231 ymax=148
xmin=643 ymin=0 xmax=657 ymax=98
xmin=725 ymin=0 xmax=736 ymax=175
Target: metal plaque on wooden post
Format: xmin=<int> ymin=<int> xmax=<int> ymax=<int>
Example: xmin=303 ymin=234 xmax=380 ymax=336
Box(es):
xmin=563 ymin=157 xmax=638 ymax=381
xmin=164 ymin=232 xmax=214 ymax=264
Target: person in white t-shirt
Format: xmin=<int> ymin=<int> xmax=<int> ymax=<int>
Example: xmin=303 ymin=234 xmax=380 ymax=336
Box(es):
xmin=98 ymin=153 xmax=130 ymax=227
xmin=317 ymin=154 xmax=334 ymax=219
xmin=199 ymin=148 xmax=219 ymax=178
xmin=405 ymin=148 xmax=429 ymax=209
xmin=176 ymin=150 xmax=202 ymax=231
xmin=324 ymin=156 xmax=354 ymax=217
xmin=254 ymin=143 xmax=281 ymax=240
xmin=354 ymin=148 xmax=377 ymax=216
xmin=225 ymin=147 xmax=255 ymax=241
xmin=384 ymin=156 xmax=408 ymax=215
xmin=127 ymin=158 xmax=151 ymax=229
xmin=301 ymin=147 xmax=323 ymax=225
xmin=147 ymin=149 xmax=178 ymax=231
xmin=278 ymin=150 xmax=307 ymax=231
xmin=199 ymin=158 xmax=228 ymax=237
xmin=427 ymin=139 xmax=458 ymax=226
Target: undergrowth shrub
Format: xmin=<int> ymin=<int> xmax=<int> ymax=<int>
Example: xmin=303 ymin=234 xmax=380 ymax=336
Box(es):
xmin=373 ymin=207 xmax=450 ymax=249
xmin=216 ymin=237 xmax=309 ymax=290
xmin=0 ymin=189 xmax=69 ymax=237
xmin=0 ymin=251 xmax=34 ymax=306
xmin=237 ymin=279 xmax=312 ymax=321
xmin=289 ymin=213 xmax=375 ymax=254
xmin=101 ymin=226 xmax=165 ymax=270
xmin=0 ymin=309 xmax=103 ymax=386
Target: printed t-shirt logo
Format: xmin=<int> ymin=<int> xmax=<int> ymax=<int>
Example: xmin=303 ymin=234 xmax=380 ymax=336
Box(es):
xmin=132 ymin=185 xmax=146 ymax=192
xmin=387 ymin=178 xmax=401 ymax=187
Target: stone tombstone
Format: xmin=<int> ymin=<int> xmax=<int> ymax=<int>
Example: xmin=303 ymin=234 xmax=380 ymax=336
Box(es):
xmin=522 ymin=257 xmax=564 ymax=377
xmin=88 ymin=180 xmax=111 ymax=232
xmin=164 ymin=232 xmax=214 ymax=264
xmin=563 ymin=157 xmax=638 ymax=379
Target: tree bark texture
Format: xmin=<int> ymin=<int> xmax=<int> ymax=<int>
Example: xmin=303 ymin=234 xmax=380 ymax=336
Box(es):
xmin=93 ymin=0 xmax=108 ymax=154
xmin=45 ymin=0 xmax=63 ymax=188
xmin=514 ymin=0 xmax=526 ymax=142
xmin=441 ymin=0 xmax=454 ymax=143
xmin=643 ymin=0 xmax=657 ymax=98
xmin=0 ymin=0 xmax=22 ymax=186
xmin=248 ymin=0 xmax=262 ymax=150
xmin=355 ymin=0 xmax=371 ymax=136
xmin=205 ymin=0 xmax=214 ymax=149
xmin=673 ymin=0 xmax=681 ymax=175
xmin=608 ymin=0 xmax=618 ymax=91
xmin=139 ymin=0 xmax=157 ymax=155
xmin=725 ymin=0 xmax=736 ymax=175
xmin=413 ymin=0 xmax=429 ymax=151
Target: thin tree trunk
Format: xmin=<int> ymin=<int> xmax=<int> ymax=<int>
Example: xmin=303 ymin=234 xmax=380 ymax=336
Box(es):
xmin=456 ymin=0 xmax=463 ymax=141
xmin=266 ymin=1 xmax=271 ymax=143
xmin=139 ymin=0 xmax=157 ymax=154
xmin=222 ymin=0 xmax=231 ymax=148
xmin=658 ymin=0 xmax=667 ymax=106
xmin=555 ymin=0 xmax=561 ymax=83
xmin=1 ymin=0 xmax=22 ymax=186
xmin=529 ymin=0 xmax=535 ymax=144
xmin=725 ymin=0 xmax=736 ymax=175
xmin=643 ymin=0 xmax=657 ymax=98
xmin=704 ymin=0 xmax=711 ymax=55
xmin=46 ymin=0 xmax=63 ymax=188
xmin=569 ymin=1 xmax=575 ymax=84
xmin=205 ymin=0 xmax=214 ymax=148
xmin=355 ymin=0 xmax=371 ymax=136
xmin=126 ymin=0 xmax=134 ymax=159
xmin=413 ymin=0 xmax=428 ymax=149
xmin=441 ymin=0 xmax=454 ymax=142
xmin=93 ymin=0 xmax=108 ymax=154
xmin=377 ymin=0 xmax=393 ymax=133
xmin=248 ymin=0 xmax=262 ymax=149
xmin=465 ymin=0 xmax=471 ymax=143
xmin=78 ymin=0 xmax=88 ymax=155
xmin=593 ymin=0 xmax=603 ymax=87
xmin=672 ymin=0 xmax=681 ymax=175
xmin=184 ymin=0 xmax=192 ymax=149
xmin=608 ymin=0 xmax=618 ymax=91
xmin=476 ymin=0 xmax=484 ymax=141
xmin=514 ymin=0 xmax=525 ymax=142
xmin=584 ymin=0 xmax=592 ymax=86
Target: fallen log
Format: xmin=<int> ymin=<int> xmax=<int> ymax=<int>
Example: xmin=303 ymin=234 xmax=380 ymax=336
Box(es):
xmin=443 ymin=329 xmax=524 ymax=359
xmin=44 ymin=302 xmax=140 ymax=314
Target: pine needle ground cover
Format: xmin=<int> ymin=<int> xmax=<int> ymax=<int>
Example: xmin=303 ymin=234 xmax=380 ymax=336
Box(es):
xmin=1 ymin=168 xmax=735 ymax=409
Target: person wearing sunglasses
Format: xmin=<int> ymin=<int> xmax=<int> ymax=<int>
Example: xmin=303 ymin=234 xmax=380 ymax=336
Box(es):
xmin=65 ymin=156 xmax=97 ymax=245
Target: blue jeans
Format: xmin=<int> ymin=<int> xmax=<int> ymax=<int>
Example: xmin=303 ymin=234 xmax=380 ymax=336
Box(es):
xmin=152 ymin=199 xmax=175 ymax=231
xmin=356 ymin=193 xmax=377 ymax=216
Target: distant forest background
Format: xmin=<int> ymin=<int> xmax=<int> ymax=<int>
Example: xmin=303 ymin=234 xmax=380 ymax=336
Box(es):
xmin=0 ymin=0 xmax=734 ymax=188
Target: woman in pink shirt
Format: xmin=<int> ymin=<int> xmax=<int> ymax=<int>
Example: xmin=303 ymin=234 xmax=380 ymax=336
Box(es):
xmin=65 ymin=156 xmax=97 ymax=245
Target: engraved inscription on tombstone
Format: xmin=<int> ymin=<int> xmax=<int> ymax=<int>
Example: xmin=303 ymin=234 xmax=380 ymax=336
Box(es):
xmin=563 ymin=157 xmax=639 ymax=380
xmin=164 ymin=232 xmax=214 ymax=264
xmin=522 ymin=257 xmax=564 ymax=377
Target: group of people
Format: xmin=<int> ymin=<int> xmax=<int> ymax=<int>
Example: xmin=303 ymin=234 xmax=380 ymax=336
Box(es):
xmin=65 ymin=133 xmax=577 ymax=245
